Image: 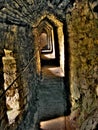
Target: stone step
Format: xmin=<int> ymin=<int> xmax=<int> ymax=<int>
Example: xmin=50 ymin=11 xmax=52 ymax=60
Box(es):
xmin=37 ymin=67 xmax=67 ymax=121
xmin=40 ymin=117 xmax=66 ymax=130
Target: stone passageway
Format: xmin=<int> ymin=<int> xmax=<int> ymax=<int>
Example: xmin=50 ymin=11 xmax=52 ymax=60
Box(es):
xmin=37 ymin=66 xmax=71 ymax=130
xmin=38 ymin=66 xmax=67 ymax=121
xmin=0 ymin=1 xmax=98 ymax=130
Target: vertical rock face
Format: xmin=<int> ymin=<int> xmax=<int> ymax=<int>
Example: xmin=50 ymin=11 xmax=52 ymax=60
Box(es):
xmin=0 ymin=50 xmax=8 ymax=130
xmin=66 ymin=0 xmax=98 ymax=129
xmin=0 ymin=0 xmax=98 ymax=130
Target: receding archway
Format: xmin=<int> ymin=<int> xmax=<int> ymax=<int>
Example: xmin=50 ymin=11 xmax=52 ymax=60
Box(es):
xmin=33 ymin=14 xmax=65 ymax=77
xmin=32 ymin=14 xmax=68 ymax=130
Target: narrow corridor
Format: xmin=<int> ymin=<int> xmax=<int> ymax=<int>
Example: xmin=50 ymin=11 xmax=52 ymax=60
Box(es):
xmin=37 ymin=66 xmax=67 ymax=121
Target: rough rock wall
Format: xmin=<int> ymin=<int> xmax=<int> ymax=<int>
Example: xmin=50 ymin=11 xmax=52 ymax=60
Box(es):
xmin=0 ymin=0 xmax=98 ymax=130
xmin=0 ymin=50 xmax=8 ymax=130
xmin=0 ymin=23 xmax=38 ymax=130
xmin=66 ymin=0 xmax=98 ymax=129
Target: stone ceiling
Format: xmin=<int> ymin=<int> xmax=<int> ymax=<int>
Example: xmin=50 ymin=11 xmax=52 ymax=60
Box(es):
xmin=0 ymin=0 xmax=75 ymax=26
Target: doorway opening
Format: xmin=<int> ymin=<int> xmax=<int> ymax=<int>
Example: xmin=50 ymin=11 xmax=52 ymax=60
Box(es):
xmin=37 ymin=17 xmax=65 ymax=77
xmin=38 ymin=20 xmax=59 ymax=67
xmin=2 ymin=49 xmax=20 ymax=124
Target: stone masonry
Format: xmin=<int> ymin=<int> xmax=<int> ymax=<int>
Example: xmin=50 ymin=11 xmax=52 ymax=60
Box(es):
xmin=0 ymin=0 xmax=98 ymax=130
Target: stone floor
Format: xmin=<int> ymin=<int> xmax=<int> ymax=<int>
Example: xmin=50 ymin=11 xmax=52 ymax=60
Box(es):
xmin=38 ymin=66 xmax=76 ymax=130
xmin=40 ymin=116 xmax=66 ymax=130
xmin=37 ymin=66 xmax=67 ymax=121
xmin=40 ymin=116 xmax=77 ymax=130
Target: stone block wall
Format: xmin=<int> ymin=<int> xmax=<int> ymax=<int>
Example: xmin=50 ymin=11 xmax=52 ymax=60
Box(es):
xmin=66 ymin=0 xmax=98 ymax=129
xmin=0 ymin=23 xmax=39 ymax=130
xmin=0 ymin=0 xmax=98 ymax=130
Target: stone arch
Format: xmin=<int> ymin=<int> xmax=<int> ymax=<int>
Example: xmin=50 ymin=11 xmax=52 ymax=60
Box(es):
xmin=38 ymin=19 xmax=60 ymax=68
xmin=32 ymin=13 xmax=70 ymax=130
xmin=33 ymin=13 xmax=65 ymax=77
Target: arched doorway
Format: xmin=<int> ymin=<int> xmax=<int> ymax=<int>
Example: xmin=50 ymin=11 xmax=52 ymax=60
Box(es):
xmin=33 ymin=15 xmax=69 ymax=130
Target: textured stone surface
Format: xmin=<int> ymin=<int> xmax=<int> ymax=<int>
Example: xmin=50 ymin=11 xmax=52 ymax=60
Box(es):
xmin=0 ymin=50 xmax=8 ymax=130
xmin=2 ymin=49 xmax=20 ymax=124
xmin=0 ymin=0 xmax=98 ymax=130
xmin=66 ymin=0 xmax=98 ymax=129
xmin=37 ymin=66 xmax=68 ymax=121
